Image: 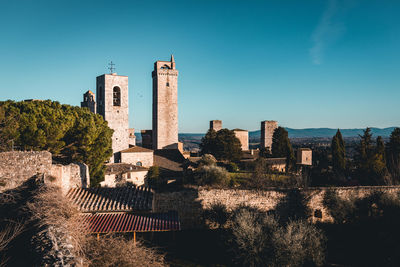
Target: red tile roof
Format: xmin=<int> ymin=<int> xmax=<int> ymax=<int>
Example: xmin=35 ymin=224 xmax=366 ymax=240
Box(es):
xmin=66 ymin=186 xmax=152 ymax=212
xmin=80 ymin=211 xmax=180 ymax=233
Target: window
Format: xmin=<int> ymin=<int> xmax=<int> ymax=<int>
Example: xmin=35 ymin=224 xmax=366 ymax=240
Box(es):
xmin=113 ymin=86 xmax=121 ymax=106
xmin=166 ymin=82 xmax=170 ymax=87
xmin=136 ymin=161 xmax=142 ymax=166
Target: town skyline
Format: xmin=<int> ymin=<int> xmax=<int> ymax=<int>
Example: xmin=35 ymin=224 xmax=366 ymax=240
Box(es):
xmin=1 ymin=0 xmax=399 ymax=132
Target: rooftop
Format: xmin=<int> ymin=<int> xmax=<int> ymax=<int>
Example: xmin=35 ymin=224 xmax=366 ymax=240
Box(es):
xmin=66 ymin=186 xmax=153 ymax=212
xmin=106 ymin=163 xmax=148 ymax=174
xmin=120 ymin=146 xmax=153 ymax=153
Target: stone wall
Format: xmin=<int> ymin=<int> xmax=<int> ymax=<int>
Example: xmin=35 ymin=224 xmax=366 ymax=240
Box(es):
xmin=0 ymin=151 xmax=89 ymax=193
xmin=234 ymin=130 xmax=249 ymax=151
xmin=0 ymin=151 xmax=52 ymax=192
xmin=121 ymin=151 xmax=154 ymax=167
xmin=153 ymin=186 xmax=400 ymax=229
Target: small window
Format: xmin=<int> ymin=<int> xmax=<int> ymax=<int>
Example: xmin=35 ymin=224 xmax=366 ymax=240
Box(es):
xmin=166 ymin=82 xmax=170 ymax=87
xmin=127 ymin=173 xmax=131 ymax=179
xmin=113 ymin=86 xmax=121 ymax=106
xmin=136 ymin=161 xmax=142 ymax=166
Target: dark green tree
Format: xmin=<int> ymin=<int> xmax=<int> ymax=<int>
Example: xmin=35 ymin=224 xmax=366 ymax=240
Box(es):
xmin=331 ymin=129 xmax=346 ymax=176
xmin=200 ymin=128 xmax=242 ymax=162
xmin=271 ymin=127 xmax=295 ymax=171
xmin=0 ymin=100 xmax=113 ymax=186
xmin=387 ymin=128 xmax=400 ymax=182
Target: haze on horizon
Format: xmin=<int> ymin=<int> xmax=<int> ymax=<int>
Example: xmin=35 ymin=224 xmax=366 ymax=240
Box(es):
xmin=0 ymin=0 xmax=399 ymax=133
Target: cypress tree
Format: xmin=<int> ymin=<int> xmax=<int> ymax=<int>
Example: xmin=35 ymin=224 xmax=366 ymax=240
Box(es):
xmin=271 ymin=127 xmax=295 ymax=171
xmin=387 ymin=128 xmax=400 ymax=182
xmin=331 ymin=129 xmax=346 ymax=176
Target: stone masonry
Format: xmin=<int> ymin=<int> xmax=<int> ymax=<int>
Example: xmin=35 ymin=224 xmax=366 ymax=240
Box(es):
xmin=233 ymin=129 xmax=249 ymax=151
xmin=152 ymin=55 xmax=179 ymax=150
xmin=260 ymin=120 xmax=278 ymax=152
xmin=210 ymin=120 xmax=222 ymax=132
xmin=153 ymin=186 xmax=400 ymax=229
xmin=96 ymin=73 xmax=130 ymax=162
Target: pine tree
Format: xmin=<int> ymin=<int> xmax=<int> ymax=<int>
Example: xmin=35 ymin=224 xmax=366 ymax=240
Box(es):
xmin=200 ymin=128 xmax=242 ymax=162
xmin=331 ymin=129 xmax=346 ymax=176
xmin=387 ymin=128 xmax=400 ymax=183
xmin=271 ymin=127 xmax=295 ymax=171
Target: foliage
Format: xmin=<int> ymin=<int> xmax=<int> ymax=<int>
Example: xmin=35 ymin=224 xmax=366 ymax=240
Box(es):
xmin=145 ymin=166 xmax=165 ymax=190
xmin=194 ymin=165 xmax=230 ymax=186
xmin=0 ymin=100 xmax=113 ymax=186
xmin=271 ymin=127 xmax=295 ymax=171
xmin=230 ymin=205 xmax=325 ymax=267
xmin=331 ymin=129 xmax=346 ymax=177
xmin=200 ymin=128 xmax=242 ymax=162
xmin=203 ymin=202 xmax=230 ymax=228
xmin=198 ymin=154 xmax=217 ymax=166
xmin=355 ymin=128 xmax=389 ymax=185
xmin=387 ymin=128 xmax=400 ymax=183
xmin=226 ymin=162 xmax=239 ymax=172
xmin=275 ymin=189 xmax=311 ymax=223
xmin=323 ymin=190 xmax=356 ymax=224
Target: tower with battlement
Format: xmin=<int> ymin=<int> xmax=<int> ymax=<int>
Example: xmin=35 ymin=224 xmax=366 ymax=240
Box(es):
xmin=96 ymin=73 xmax=130 ymax=162
xmin=260 ymin=120 xmax=278 ymax=153
xmin=152 ymin=55 xmax=179 ymax=150
xmin=210 ymin=120 xmax=222 ymax=132
xmin=81 ymin=90 xmax=96 ymax=113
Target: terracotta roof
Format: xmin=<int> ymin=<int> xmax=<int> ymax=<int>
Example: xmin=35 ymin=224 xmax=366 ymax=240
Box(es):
xmin=120 ymin=146 xmax=153 ymax=153
xmin=106 ymin=163 xmax=148 ymax=174
xmin=154 ymin=149 xmax=185 ymax=174
xmin=80 ymin=211 xmax=180 ymax=233
xmin=66 ymin=186 xmax=152 ymax=212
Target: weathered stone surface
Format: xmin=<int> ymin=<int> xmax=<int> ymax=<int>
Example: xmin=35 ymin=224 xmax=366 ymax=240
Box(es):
xmin=210 ymin=120 xmax=222 ymax=132
xmin=153 ymin=186 xmax=400 ymax=229
xmin=260 ymin=120 xmax=278 ymax=151
xmin=233 ymin=129 xmax=249 ymax=151
xmin=0 ymin=151 xmax=52 ymax=192
xmin=152 ymin=56 xmax=178 ymax=150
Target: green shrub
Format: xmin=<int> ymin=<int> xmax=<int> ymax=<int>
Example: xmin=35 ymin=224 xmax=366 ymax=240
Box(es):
xmin=227 ymin=162 xmax=239 ymax=172
xmin=195 ymin=165 xmax=230 ymax=186
xmin=198 ymin=154 xmax=217 ymax=166
xmin=145 ymin=166 xmax=165 ymax=190
xmin=203 ymin=202 xmax=230 ymax=228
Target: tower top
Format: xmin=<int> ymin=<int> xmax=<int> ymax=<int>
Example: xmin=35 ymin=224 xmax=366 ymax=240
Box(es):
xmin=171 ymin=54 xmax=175 ymax=62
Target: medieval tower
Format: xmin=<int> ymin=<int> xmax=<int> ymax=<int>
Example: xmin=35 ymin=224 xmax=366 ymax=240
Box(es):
xmin=210 ymin=120 xmax=222 ymax=132
xmin=152 ymin=55 xmax=179 ymax=150
xmin=260 ymin=120 xmax=278 ymax=153
xmin=96 ymin=73 xmax=130 ymax=162
xmin=81 ymin=90 xmax=96 ymax=113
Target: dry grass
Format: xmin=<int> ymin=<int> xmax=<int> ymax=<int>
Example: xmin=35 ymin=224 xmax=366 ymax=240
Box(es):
xmin=27 ymin=184 xmax=166 ymax=266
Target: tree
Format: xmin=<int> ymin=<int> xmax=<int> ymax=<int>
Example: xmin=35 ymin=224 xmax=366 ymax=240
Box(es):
xmin=355 ymin=128 xmax=389 ymax=185
xmin=271 ymin=127 xmax=295 ymax=171
xmin=387 ymin=128 xmax=400 ymax=183
xmin=331 ymin=129 xmax=346 ymax=176
xmin=200 ymin=128 xmax=242 ymax=162
xmin=145 ymin=166 xmax=164 ymax=189
xmin=0 ymin=100 xmax=113 ymax=186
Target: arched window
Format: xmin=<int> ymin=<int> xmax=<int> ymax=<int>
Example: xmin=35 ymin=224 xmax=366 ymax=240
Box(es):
xmin=161 ymin=64 xmax=170 ymax=69
xmin=136 ymin=161 xmax=142 ymax=166
xmin=113 ymin=86 xmax=121 ymax=106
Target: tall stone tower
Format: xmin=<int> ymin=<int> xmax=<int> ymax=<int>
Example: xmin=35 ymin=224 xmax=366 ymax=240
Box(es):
xmin=81 ymin=90 xmax=96 ymax=113
xmin=152 ymin=55 xmax=179 ymax=150
xmin=96 ymin=73 xmax=129 ymax=162
xmin=210 ymin=120 xmax=222 ymax=132
xmin=260 ymin=120 xmax=278 ymax=153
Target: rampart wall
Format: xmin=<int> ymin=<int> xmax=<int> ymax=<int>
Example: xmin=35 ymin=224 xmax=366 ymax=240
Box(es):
xmin=153 ymin=186 xmax=400 ymax=229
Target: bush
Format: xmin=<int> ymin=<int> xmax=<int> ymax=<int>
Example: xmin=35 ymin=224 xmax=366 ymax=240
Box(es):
xmin=227 ymin=162 xmax=239 ymax=172
xmin=145 ymin=166 xmax=165 ymax=190
xmin=230 ymin=205 xmax=325 ymax=267
xmin=198 ymin=154 xmax=217 ymax=166
xmin=203 ymin=202 xmax=230 ymax=228
xmin=195 ymin=165 xmax=230 ymax=186
xmin=323 ymin=190 xmax=357 ymax=224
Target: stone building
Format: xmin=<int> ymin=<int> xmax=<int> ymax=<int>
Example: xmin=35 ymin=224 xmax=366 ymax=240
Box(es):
xmin=152 ymin=55 xmax=179 ymax=150
xmin=260 ymin=120 xmax=278 ymax=153
xmin=297 ymin=148 xmax=312 ymax=165
xmin=141 ymin=130 xmax=153 ymax=149
xmin=96 ymin=73 xmax=131 ymax=162
xmin=120 ymin=146 xmax=154 ymax=167
xmin=210 ymin=120 xmax=222 ymax=132
xmin=233 ymin=128 xmax=249 ymax=151
xmin=80 ymin=90 xmax=96 ymax=113
xmin=101 ymin=163 xmax=148 ymax=187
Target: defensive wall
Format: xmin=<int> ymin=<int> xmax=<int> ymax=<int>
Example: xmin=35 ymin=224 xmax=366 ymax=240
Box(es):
xmin=0 ymin=151 xmax=89 ymax=193
xmin=153 ymin=186 xmax=400 ymax=229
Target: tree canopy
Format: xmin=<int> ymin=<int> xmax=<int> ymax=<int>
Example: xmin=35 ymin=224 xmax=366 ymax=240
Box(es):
xmin=0 ymin=100 xmax=113 ymax=186
xmin=387 ymin=128 xmax=400 ymax=182
xmin=271 ymin=126 xmax=295 ymax=171
xmin=331 ymin=129 xmax=346 ymax=177
xmin=200 ymin=128 xmax=242 ymax=162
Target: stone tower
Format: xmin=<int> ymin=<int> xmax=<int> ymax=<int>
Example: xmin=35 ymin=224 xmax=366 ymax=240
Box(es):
xmin=152 ymin=55 xmax=179 ymax=150
xmin=81 ymin=90 xmax=96 ymax=113
xmin=260 ymin=120 xmax=278 ymax=153
xmin=96 ymin=73 xmax=129 ymax=162
xmin=210 ymin=120 xmax=222 ymax=132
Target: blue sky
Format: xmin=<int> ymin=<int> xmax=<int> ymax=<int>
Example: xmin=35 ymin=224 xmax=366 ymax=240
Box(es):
xmin=0 ymin=0 xmax=399 ymax=133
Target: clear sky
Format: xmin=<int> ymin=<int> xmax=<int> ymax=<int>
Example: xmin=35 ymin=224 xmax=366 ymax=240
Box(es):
xmin=0 ymin=0 xmax=399 ymax=133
